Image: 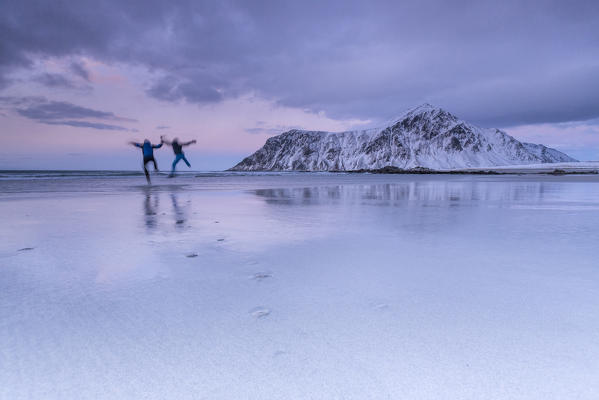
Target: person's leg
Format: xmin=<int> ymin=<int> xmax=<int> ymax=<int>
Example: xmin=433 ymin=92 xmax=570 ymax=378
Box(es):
xmin=170 ymin=154 xmax=183 ymax=176
xmin=143 ymin=161 xmax=151 ymax=184
xmin=152 ymin=157 xmax=158 ymax=171
xmin=181 ymin=154 xmax=191 ymax=168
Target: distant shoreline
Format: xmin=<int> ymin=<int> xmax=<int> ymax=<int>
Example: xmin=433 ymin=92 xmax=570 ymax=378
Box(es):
xmin=3 ymin=161 xmax=599 ymax=177
xmin=228 ymin=161 xmax=599 ymax=175
xmin=341 ymin=166 xmax=599 ymax=175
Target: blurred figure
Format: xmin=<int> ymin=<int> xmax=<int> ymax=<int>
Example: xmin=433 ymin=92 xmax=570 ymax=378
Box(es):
xmin=130 ymin=139 xmax=163 ymax=184
xmin=161 ymin=136 xmax=196 ymax=177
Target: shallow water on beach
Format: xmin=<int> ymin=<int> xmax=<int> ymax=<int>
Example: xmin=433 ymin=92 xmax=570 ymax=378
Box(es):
xmin=1 ymin=172 xmax=599 ymax=399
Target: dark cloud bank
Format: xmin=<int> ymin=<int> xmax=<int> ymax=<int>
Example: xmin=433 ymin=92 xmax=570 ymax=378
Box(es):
xmin=1 ymin=0 xmax=598 ymax=128
xmin=0 ymin=96 xmax=136 ymax=131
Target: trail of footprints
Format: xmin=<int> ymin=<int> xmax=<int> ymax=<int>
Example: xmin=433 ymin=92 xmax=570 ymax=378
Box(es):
xmin=183 ymin=224 xmax=391 ymax=323
xmin=183 ymin=220 xmax=274 ymax=320
xmin=184 ymin=244 xmax=273 ymax=320
xmin=248 ymin=265 xmax=272 ymax=319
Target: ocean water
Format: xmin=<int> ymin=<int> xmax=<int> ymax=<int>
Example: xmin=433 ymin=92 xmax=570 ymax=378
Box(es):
xmin=1 ymin=171 xmax=598 ymax=399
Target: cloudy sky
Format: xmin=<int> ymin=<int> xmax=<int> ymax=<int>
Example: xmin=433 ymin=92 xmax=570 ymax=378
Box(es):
xmin=1 ymin=0 xmax=598 ymax=170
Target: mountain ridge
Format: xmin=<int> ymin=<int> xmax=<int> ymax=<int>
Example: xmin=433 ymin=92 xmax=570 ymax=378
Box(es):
xmin=230 ymin=104 xmax=576 ymax=171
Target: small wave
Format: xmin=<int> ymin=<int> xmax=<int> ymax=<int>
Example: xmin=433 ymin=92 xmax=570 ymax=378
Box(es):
xmin=0 ymin=170 xmax=145 ymax=179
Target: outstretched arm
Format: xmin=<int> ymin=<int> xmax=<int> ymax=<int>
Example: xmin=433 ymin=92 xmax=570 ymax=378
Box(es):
xmin=182 ymin=140 xmax=197 ymax=146
xmin=129 ymin=141 xmax=142 ymax=148
xmin=152 ymin=142 xmax=163 ymax=149
xmin=160 ymin=135 xmax=172 ymax=145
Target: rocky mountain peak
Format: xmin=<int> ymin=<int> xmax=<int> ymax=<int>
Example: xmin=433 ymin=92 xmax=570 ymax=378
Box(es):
xmin=385 ymin=103 xmax=458 ymax=131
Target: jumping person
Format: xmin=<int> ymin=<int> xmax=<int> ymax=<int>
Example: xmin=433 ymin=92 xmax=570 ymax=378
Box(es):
xmin=130 ymin=139 xmax=163 ymax=184
xmin=161 ymin=136 xmax=196 ymax=177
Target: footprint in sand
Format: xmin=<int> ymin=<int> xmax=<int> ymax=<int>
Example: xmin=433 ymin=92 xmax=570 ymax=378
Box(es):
xmin=372 ymin=303 xmax=389 ymax=310
xmin=250 ymin=272 xmax=272 ymax=281
xmin=249 ymin=307 xmax=271 ymax=319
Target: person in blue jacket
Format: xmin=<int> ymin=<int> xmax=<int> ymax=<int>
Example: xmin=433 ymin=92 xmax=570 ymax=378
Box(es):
xmin=130 ymin=138 xmax=163 ymax=184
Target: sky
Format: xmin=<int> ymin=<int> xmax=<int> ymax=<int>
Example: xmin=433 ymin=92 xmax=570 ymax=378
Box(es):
xmin=1 ymin=0 xmax=598 ymax=170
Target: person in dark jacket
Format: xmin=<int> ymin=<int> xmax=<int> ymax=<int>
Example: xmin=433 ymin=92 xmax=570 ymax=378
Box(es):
xmin=130 ymin=139 xmax=163 ymax=184
xmin=161 ymin=136 xmax=197 ymax=177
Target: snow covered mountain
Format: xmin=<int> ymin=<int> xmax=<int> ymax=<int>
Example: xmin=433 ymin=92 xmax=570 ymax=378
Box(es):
xmin=230 ymin=104 xmax=576 ymax=171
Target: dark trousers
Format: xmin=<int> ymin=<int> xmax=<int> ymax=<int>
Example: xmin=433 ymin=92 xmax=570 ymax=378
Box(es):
xmin=143 ymin=156 xmax=158 ymax=183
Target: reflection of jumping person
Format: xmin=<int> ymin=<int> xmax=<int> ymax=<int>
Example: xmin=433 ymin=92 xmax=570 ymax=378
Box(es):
xmin=161 ymin=136 xmax=197 ymax=177
xmin=143 ymin=192 xmax=159 ymax=229
xmin=170 ymin=193 xmax=187 ymax=228
xmin=130 ymin=139 xmax=163 ymax=184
